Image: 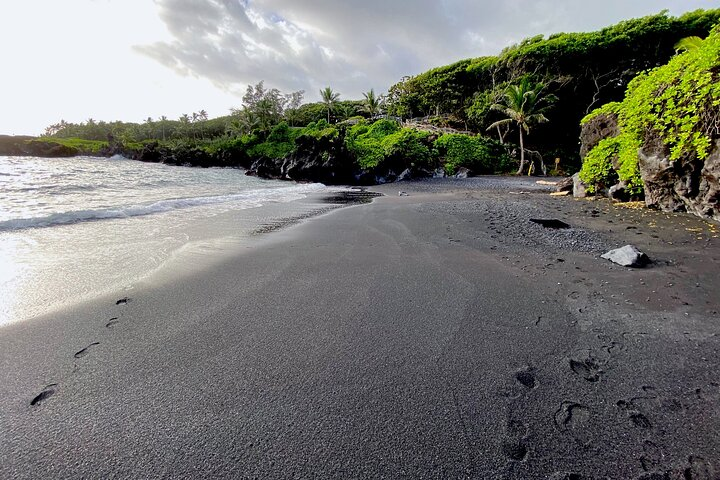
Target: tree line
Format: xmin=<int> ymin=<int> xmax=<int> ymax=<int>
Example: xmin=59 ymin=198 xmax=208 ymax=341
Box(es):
xmin=44 ymin=9 xmax=720 ymax=174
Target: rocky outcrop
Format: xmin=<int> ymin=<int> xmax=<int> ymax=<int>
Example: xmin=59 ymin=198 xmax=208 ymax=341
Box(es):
xmin=639 ymin=137 xmax=720 ymax=220
xmin=280 ymin=130 xmax=355 ymax=184
xmin=245 ymin=130 xmax=355 ymax=184
xmin=244 ymin=129 xmax=440 ymax=186
xmin=578 ymin=113 xmax=622 ymax=198
xmin=579 ymin=113 xmax=619 ymax=160
xmin=0 ymin=136 xmax=78 ymax=157
xmin=0 ymin=135 xmax=34 ymax=155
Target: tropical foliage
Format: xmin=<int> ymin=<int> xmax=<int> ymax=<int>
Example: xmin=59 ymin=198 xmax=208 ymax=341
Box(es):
xmin=580 ymin=25 xmax=720 ymax=194
xmin=384 ymin=9 xmax=720 ymax=167
xmin=487 ymin=79 xmax=555 ymax=174
xmin=320 ymin=87 xmax=341 ymax=123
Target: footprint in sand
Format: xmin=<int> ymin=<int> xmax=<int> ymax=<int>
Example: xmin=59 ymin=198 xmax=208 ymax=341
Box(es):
xmin=74 ymin=342 xmax=100 ymax=359
xmin=501 ymin=440 xmax=528 ymax=462
xmin=501 ymin=418 xmax=529 ymax=462
xmin=105 ymin=317 xmax=120 ymax=329
xmin=30 ymin=384 xmax=58 ymax=406
xmin=617 ymin=400 xmax=652 ymax=428
xmin=515 ymin=367 xmax=537 ymax=389
xmin=116 ymin=297 xmax=130 ymax=305
xmin=682 ymin=455 xmax=716 ymax=480
xmin=640 ymin=439 xmax=664 ymax=472
xmin=569 ymin=357 xmax=603 ymax=382
xmin=554 ymin=401 xmax=591 ymax=446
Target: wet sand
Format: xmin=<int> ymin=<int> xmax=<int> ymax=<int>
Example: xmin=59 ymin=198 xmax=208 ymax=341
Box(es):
xmin=1 ymin=177 xmax=719 ymax=479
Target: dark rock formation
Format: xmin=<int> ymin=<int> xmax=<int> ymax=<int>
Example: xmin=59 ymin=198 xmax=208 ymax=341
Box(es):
xmin=0 ymin=135 xmax=34 ymax=156
xmin=0 ymin=136 xmax=78 ymax=157
xmin=247 ymin=157 xmax=282 ymax=179
xmin=580 ymin=105 xmax=720 ymax=221
xmin=579 ymin=113 xmax=619 ymax=160
xmin=280 ymin=131 xmax=355 ymax=184
xmin=608 ymin=180 xmax=630 ymax=202
xmin=639 ymin=137 xmax=720 ymax=220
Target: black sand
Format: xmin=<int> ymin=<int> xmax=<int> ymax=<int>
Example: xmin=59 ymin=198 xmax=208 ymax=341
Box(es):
xmin=1 ymin=177 xmax=719 ymax=479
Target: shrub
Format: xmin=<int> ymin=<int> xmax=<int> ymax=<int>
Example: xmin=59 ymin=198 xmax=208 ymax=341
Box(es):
xmin=434 ymin=133 xmax=509 ymax=174
xmin=345 ymin=120 xmax=431 ymax=170
xmin=247 ymin=122 xmax=299 ymax=159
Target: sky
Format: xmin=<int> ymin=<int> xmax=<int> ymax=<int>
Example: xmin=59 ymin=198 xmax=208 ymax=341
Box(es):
xmin=1 ymin=0 xmax=717 ymax=135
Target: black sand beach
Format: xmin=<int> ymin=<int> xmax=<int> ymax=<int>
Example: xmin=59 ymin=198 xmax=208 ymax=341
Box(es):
xmin=1 ymin=177 xmax=719 ymax=479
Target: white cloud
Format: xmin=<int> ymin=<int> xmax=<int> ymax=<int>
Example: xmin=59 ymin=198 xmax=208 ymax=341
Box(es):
xmin=138 ymin=0 xmax=719 ymax=103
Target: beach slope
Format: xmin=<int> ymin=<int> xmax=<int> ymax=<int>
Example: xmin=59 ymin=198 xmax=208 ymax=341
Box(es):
xmin=1 ymin=178 xmax=719 ymax=479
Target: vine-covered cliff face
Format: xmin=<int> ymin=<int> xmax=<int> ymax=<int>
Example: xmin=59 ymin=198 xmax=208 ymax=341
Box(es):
xmin=579 ymin=26 xmax=720 ymax=222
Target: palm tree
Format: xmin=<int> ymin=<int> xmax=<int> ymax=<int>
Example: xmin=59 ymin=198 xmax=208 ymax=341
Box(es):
xmin=362 ymin=89 xmax=383 ymax=117
xmin=197 ymin=109 xmax=208 ymax=138
xmin=178 ymin=114 xmax=191 ymax=139
xmin=675 ymin=36 xmax=704 ymax=53
xmin=160 ymin=115 xmax=168 ymax=141
xmin=487 ymin=78 xmax=555 ymax=175
xmin=320 ymin=87 xmax=340 ymax=123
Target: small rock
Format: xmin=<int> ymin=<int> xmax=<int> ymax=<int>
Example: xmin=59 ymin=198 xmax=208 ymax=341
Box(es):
xmin=601 ymin=245 xmax=650 ymax=267
xmin=609 ymin=181 xmax=630 ymax=202
xmin=556 ymin=176 xmax=574 ymax=192
xmin=454 ymin=167 xmax=471 ymax=179
xmin=572 ymin=172 xmax=587 ymax=198
xmin=397 ymin=168 xmax=412 ymax=182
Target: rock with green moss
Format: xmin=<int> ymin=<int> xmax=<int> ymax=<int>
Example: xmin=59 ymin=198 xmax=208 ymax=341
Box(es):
xmin=580 ymin=26 xmax=720 ymax=221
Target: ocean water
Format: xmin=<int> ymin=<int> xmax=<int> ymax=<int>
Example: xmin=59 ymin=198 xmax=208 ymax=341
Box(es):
xmin=0 ymin=155 xmax=332 ymax=325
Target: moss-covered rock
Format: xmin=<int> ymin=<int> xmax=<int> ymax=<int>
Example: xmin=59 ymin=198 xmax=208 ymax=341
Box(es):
xmin=580 ymin=25 xmax=720 ymax=220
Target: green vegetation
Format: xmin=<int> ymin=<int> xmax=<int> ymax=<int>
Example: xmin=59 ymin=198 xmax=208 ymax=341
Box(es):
xmin=246 ymin=123 xmax=299 ymax=159
xmin=32 ymin=10 xmax=720 ymax=184
xmin=34 ymin=137 xmax=108 ymax=155
xmin=487 ymin=78 xmax=555 ymax=174
xmin=320 ymin=87 xmax=341 ymax=124
xmin=385 ymin=9 xmax=720 ymax=168
xmin=434 ymin=134 xmax=509 ymax=175
xmin=361 ymin=89 xmax=384 ymax=117
xmin=580 ymin=25 xmax=720 ymax=194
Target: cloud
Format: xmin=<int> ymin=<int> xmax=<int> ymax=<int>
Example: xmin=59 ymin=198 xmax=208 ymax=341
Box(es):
xmin=136 ymin=0 xmax=718 ymax=103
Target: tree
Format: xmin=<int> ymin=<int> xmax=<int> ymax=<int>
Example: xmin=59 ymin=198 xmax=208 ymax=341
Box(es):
xmin=159 ymin=115 xmax=168 ymax=141
xmin=284 ymin=90 xmax=304 ymax=126
xmin=233 ymin=81 xmax=303 ymax=133
xmin=488 ymin=78 xmax=556 ymax=175
xmin=362 ymin=89 xmax=383 ymax=117
xmin=675 ymin=35 xmax=704 ymax=52
xmin=320 ymin=87 xmax=340 ymax=123
xmin=178 ymin=114 xmax=191 ymax=139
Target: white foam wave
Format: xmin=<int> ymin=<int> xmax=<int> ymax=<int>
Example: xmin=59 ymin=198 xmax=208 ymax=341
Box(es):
xmin=0 ymin=183 xmax=326 ymax=231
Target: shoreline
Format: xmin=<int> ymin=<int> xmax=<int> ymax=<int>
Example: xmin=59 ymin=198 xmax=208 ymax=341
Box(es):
xmin=0 ymin=185 xmax=371 ymax=327
xmin=1 ymin=177 xmax=718 ymax=478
